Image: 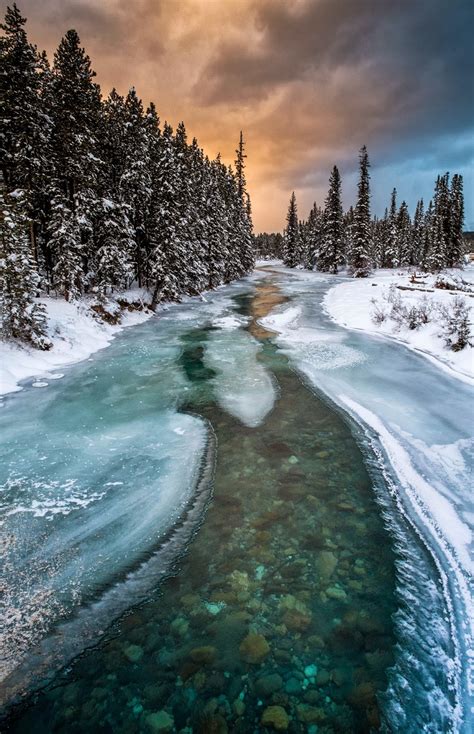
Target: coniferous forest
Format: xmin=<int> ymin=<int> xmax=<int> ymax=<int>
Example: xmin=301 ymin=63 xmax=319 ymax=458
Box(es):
xmin=279 ymin=146 xmax=465 ymax=277
xmin=0 ymin=4 xmax=254 ymax=348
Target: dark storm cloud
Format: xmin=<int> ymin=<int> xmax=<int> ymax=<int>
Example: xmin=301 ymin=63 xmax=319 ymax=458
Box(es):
xmin=198 ymin=0 xmax=474 ymax=154
xmin=3 ymin=0 xmax=473 ymax=230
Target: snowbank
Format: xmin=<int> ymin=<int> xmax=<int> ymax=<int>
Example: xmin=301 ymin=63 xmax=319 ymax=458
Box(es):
xmin=0 ymin=288 xmax=153 ymax=397
xmin=324 ymin=269 xmax=474 ymax=381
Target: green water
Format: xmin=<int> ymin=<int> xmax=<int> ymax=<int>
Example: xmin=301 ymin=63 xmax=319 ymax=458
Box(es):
xmin=6 ymin=282 xmax=397 ymax=733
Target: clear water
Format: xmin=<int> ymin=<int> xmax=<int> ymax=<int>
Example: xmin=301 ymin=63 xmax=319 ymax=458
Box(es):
xmin=0 ymin=274 xmax=470 ymax=732
xmin=258 ymin=267 xmax=474 ymax=733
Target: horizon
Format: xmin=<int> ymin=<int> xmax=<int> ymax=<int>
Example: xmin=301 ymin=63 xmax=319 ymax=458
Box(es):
xmin=4 ymin=0 xmax=474 ymax=232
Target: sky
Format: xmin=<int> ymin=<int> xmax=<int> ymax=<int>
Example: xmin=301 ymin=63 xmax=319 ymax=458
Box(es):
xmin=6 ymin=0 xmax=474 ymax=232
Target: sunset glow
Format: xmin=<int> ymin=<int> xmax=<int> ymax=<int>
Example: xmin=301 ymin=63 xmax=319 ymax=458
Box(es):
xmin=11 ymin=0 xmax=474 ymax=231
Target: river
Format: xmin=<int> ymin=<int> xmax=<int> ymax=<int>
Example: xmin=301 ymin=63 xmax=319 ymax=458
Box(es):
xmin=1 ymin=270 xmax=472 ymax=733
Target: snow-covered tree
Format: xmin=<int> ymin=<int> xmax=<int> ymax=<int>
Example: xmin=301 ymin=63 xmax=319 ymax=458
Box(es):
xmin=349 ymin=145 xmax=372 ymax=277
xmin=48 ymin=192 xmax=83 ymax=300
xmin=95 ymin=199 xmax=134 ymax=297
xmin=412 ymin=199 xmax=425 ymax=266
xmin=304 ymin=202 xmax=323 ymax=269
xmin=318 ymin=165 xmax=344 ymax=273
xmin=283 ymin=192 xmax=300 ymax=268
xmin=0 ymin=3 xmax=52 ymax=265
xmin=448 ymin=174 xmax=464 ymax=267
xmin=0 ymin=186 xmax=49 ymax=347
xmin=396 ymin=201 xmax=412 ymax=267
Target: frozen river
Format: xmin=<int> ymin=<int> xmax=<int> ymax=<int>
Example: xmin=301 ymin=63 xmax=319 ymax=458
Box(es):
xmin=1 ymin=270 xmax=472 ymax=732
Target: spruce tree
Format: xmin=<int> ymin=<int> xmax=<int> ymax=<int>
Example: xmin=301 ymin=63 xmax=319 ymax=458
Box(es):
xmin=233 ymin=132 xmax=254 ymax=274
xmin=448 ymin=174 xmax=464 ymax=267
xmin=304 ymin=202 xmax=323 ymax=269
xmin=0 ymin=185 xmax=49 ymax=347
xmin=95 ymin=200 xmax=134 ymax=297
xmin=396 ymin=201 xmax=412 ymax=267
xmin=318 ymin=165 xmax=344 ymax=273
xmin=384 ymin=189 xmax=398 ymax=267
xmin=119 ymin=88 xmax=152 ymax=287
xmin=48 ymin=192 xmax=83 ymax=300
xmin=426 ymin=213 xmax=446 ymax=273
xmin=412 ymin=199 xmax=425 ymax=266
xmin=283 ymin=192 xmax=300 ymax=268
xmin=349 ymin=145 xmax=372 ymax=277
xmin=0 ymin=3 xmax=52 ymax=266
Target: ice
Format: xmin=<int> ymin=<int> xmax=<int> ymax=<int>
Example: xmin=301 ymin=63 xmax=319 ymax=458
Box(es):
xmin=204 ymin=328 xmax=276 ymax=427
xmin=0 ymin=408 xmax=208 ymax=684
xmin=258 ymin=267 xmax=474 ymax=732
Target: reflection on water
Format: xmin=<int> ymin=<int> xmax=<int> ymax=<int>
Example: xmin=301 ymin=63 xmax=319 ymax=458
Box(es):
xmin=5 ymin=281 xmax=398 ymax=733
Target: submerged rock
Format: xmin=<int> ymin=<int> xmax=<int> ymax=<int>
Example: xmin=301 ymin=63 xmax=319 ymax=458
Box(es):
xmin=144 ymin=710 xmax=174 ymax=733
xmin=123 ymin=644 xmax=144 ymax=663
xmin=256 ymin=673 xmax=283 ymax=696
xmin=239 ymin=633 xmax=270 ymax=664
xmin=296 ymin=704 xmax=326 ymax=724
xmin=261 ymin=705 xmax=290 ymax=731
xmin=189 ymin=646 xmax=218 ymax=665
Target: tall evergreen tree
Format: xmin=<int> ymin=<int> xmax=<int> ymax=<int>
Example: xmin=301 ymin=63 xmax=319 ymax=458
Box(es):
xmin=304 ymin=202 xmax=323 ymax=269
xmin=0 ymin=3 xmax=52 ymax=265
xmin=396 ymin=201 xmax=412 ymax=267
xmin=448 ymin=174 xmax=464 ymax=267
xmin=318 ymin=165 xmax=344 ymax=273
xmin=384 ymin=188 xmax=398 ymax=268
xmin=412 ymin=199 xmax=425 ymax=266
xmin=283 ymin=192 xmax=300 ymax=268
xmin=349 ymin=145 xmax=372 ymax=277
xmin=0 ymin=184 xmax=49 ymax=346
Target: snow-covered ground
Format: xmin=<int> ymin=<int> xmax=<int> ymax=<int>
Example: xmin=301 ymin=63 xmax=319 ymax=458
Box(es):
xmin=0 ymin=289 xmax=153 ymax=397
xmin=324 ymin=268 xmax=474 ymax=381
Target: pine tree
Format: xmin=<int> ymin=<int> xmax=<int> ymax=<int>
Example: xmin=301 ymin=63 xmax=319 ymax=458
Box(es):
xmin=318 ymin=165 xmax=344 ymax=273
xmin=396 ymin=201 xmax=412 ymax=267
xmin=426 ymin=212 xmax=446 ymax=273
xmin=119 ymin=88 xmax=152 ymax=287
xmin=384 ymin=188 xmax=398 ymax=267
xmin=205 ymin=155 xmax=228 ymax=288
xmin=412 ymin=199 xmax=425 ymax=266
xmin=304 ymin=202 xmax=323 ymax=269
xmin=433 ymin=173 xmax=450 ymax=267
xmin=47 ymin=29 xmax=102 ymax=289
xmin=448 ymin=174 xmax=464 ymax=267
xmin=0 ymin=185 xmax=49 ymax=347
xmin=48 ymin=192 xmax=83 ymax=300
xmin=0 ymin=3 xmax=52 ymax=266
xmin=283 ymin=192 xmax=300 ymax=268
xmin=235 ymin=131 xmax=247 ymax=203
xmin=233 ymin=132 xmax=254 ymax=274
xmin=95 ymin=200 xmax=134 ymax=297
xmin=349 ymin=145 xmax=372 ymax=277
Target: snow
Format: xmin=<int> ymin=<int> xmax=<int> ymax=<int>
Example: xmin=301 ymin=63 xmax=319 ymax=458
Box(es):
xmin=324 ymin=268 xmax=474 ymax=381
xmin=0 ymin=288 xmax=153 ymax=397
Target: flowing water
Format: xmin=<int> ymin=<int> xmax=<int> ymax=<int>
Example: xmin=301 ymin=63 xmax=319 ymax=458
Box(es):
xmin=0 ymin=273 xmax=471 ymax=732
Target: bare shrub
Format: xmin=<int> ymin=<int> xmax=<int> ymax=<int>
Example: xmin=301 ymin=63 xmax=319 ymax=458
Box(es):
xmin=437 ymin=296 xmax=472 ymax=351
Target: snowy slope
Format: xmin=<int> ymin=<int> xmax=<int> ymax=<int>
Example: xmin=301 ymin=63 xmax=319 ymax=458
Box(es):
xmin=324 ymin=268 xmax=474 ymax=381
xmin=0 ymin=289 xmax=153 ymax=397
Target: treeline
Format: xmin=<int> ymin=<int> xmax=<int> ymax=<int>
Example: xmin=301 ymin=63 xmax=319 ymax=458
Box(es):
xmin=0 ymin=4 xmax=254 ymax=347
xmin=254 ymin=232 xmax=284 ymax=260
xmin=280 ymin=146 xmax=465 ymax=277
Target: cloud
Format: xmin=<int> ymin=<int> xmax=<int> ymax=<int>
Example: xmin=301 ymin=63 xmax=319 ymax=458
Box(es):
xmin=4 ymin=0 xmax=473 ymax=230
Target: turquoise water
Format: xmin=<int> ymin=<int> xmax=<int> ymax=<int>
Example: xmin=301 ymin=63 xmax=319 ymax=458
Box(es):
xmin=1 ymin=279 xmax=401 ymax=732
xmin=2 ymin=273 xmax=468 ymax=732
